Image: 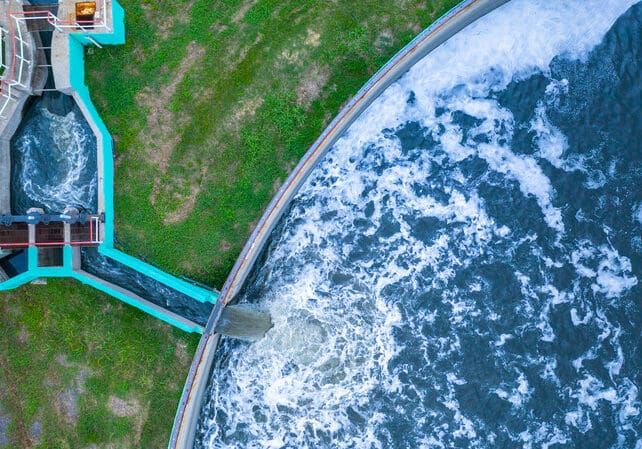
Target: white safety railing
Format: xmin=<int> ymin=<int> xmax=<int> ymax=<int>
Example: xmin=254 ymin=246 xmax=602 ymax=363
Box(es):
xmin=10 ymin=1 xmax=110 ymax=34
xmin=0 ymin=13 xmax=32 ymax=118
xmin=87 ymin=215 xmax=102 ymax=245
xmin=0 ymin=1 xmax=111 ymax=118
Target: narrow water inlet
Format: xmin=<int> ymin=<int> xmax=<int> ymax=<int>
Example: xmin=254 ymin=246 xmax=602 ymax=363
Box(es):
xmin=80 ymin=247 xmax=273 ymax=338
xmin=80 ymin=247 xmax=215 ymax=327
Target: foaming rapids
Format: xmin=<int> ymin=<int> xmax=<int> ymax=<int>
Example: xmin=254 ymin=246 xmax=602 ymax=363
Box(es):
xmin=196 ymin=1 xmax=642 ymax=448
xmin=11 ymin=96 xmax=98 ymax=214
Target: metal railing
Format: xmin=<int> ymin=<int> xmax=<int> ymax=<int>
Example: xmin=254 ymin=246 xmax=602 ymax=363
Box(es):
xmin=0 ymin=214 xmax=103 ymax=248
xmin=0 ymin=1 xmax=111 ymax=118
xmin=0 ymin=11 xmax=32 ymax=118
xmin=44 ymin=0 xmax=110 ymax=33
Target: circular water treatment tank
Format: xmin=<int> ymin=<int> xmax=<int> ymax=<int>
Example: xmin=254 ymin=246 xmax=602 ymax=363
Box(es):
xmin=187 ymin=1 xmax=642 ymax=448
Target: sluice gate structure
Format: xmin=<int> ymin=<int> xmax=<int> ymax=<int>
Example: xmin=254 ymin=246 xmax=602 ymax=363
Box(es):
xmin=0 ymin=0 xmax=218 ymax=334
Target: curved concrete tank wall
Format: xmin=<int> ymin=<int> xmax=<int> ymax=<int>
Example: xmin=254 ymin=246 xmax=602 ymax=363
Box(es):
xmin=169 ymin=0 xmax=511 ymax=447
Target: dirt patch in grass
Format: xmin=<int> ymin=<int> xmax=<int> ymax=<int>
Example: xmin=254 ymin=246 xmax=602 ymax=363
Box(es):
xmin=227 ymin=96 xmax=264 ymax=131
xmin=0 ymin=406 xmax=9 ymax=447
xmin=28 ymin=416 xmax=41 ymax=446
xmin=136 ymin=41 xmax=207 ymax=223
xmin=55 ymin=354 xmax=74 ymax=368
xmin=280 ymin=46 xmax=306 ymax=66
xmin=162 ymin=165 xmax=207 ymax=225
xmin=271 ymin=177 xmax=283 ymax=196
xmin=218 ymin=239 xmax=232 ymax=253
xmin=52 ymin=356 xmax=91 ymax=426
xmin=296 ymin=62 xmax=331 ymax=107
xmin=232 ymin=0 xmax=260 ymax=24
xmin=132 ymin=401 xmax=150 ymax=448
xmin=137 ymin=41 xmax=205 ymax=177
xmin=16 ymin=327 xmax=29 ymax=344
xmin=142 ymin=2 xmax=194 ymax=41
xmin=174 ymin=341 xmax=191 ymax=366
xmin=56 ymin=389 xmax=79 ymax=425
xmin=304 ymin=28 xmax=321 ymax=47
xmin=179 ymin=257 xmax=194 ymax=272
xmin=375 ymin=29 xmax=393 ymax=52
xmin=108 ymin=396 xmax=140 ymax=418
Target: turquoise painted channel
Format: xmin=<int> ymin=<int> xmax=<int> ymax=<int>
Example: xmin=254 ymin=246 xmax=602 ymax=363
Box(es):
xmin=0 ymin=0 xmax=218 ymax=334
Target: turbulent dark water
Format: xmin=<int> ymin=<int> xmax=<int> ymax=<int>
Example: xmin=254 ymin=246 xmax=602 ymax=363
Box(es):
xmin=10 ymin=94 xmax=97 ymax=214
xmin=196 ymin=1 xmax=641 ymax=447
xmin=81 ymin=248 xmax=213 ymax=326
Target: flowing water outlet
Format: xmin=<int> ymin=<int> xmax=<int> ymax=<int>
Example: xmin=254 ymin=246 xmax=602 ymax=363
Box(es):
xmin=194 ymin=0 xmax=642 ymax=447
xmin=81 ymin=248 xmax=272 ymax=337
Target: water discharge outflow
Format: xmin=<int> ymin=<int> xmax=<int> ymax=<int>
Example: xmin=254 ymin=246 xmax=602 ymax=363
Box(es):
xmin=194 ymin=1 xmax=642 ymax=448
xmin=80 ymin=249 xmax=272 ymax=338
xmin=215 ymin=305 xmax=274 ymax=341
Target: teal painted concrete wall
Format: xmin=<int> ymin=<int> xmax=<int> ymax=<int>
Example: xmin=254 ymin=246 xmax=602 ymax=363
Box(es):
xmin=0 ymin=0 xmax=218 ymax=333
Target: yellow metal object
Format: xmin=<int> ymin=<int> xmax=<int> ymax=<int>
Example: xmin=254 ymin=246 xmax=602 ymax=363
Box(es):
xmin=75 ymin=2 xmax=97 ymax=18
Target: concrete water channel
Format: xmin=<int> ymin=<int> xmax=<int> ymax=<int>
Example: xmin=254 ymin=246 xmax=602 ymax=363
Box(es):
xmin=0 ymin=0 xmax=217 ymax=334
xmin=0 ymin=0 xmax=509 ymax=447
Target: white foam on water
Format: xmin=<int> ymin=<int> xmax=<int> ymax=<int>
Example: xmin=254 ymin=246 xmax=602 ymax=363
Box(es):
xmin=494 ymin=333 xmax=513 ymax=347
xmin=477 ymin=141 xmax=565 ymax=234
xmin=519 ymin=423 xmax=570 ymax=449
xmin=570 ymin=307 xmax=593 ymax=326
xmin=402 ymin=0 xmax=636 ymax=97
xmin=575 ymin=375 xmax=619 ymax=410
xmin=198 ymin=1 xmax=641 ymax=447
xmin=494 ymin=372 xmax=532 ymax=408
xmin=570 ymin=242 xmax=639 ymax=299
xmin=341 ymin=0 xmax=635 ymax=236
xmin=199 ymin=248 xmax=404 ymax=447
xmin=441 ymin=377 xmax=478 ymax=440
xmin=530 ymin=102 xmax=568 ymax=169
xmin=540 ymin=358 xmax=559 ymax=386
xmin=430 ymin=89 xmax=567 ymax=234
xmin=607 ymin=345 xmax=624 ymax=379
xmin=14 ymin=107 xmax=97 ymax=212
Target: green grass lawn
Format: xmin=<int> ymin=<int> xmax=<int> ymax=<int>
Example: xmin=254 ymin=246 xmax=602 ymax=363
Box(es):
xmin=1 ymin=0 xmax=457 ymax=447
xmin=0 ymin=279 xmax=200 ymax=448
